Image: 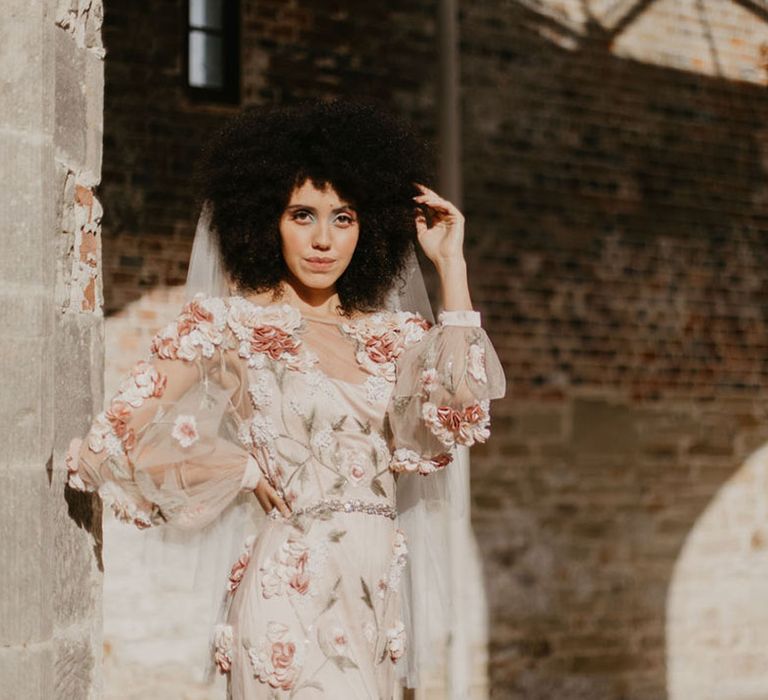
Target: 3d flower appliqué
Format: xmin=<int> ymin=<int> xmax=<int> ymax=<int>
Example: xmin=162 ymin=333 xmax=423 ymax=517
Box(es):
xmin=172 ymin=414 xmax=200 ymax=448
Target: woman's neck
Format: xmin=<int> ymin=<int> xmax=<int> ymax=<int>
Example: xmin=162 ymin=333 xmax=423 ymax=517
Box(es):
xmin=277 ymin=279 xmax=343 ymax=320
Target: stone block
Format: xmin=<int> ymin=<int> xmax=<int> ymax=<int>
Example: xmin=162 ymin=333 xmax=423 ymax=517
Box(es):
xmin=53 ymin=634 xmax=100 ymax=700
xmin=54 ymin=28 xmax=86 ymax=167
xmin=0 ymin=131 xmax=54 ymax=297
xmin=84 ymin=47 xmax=104 ymax=178
xmin=0 ymin=644 xmax=53 ymax=700
xmin=0 ymin=467 xmax=54 ymax=646
xmin=0 ymin=2 xmax=51 ymax=135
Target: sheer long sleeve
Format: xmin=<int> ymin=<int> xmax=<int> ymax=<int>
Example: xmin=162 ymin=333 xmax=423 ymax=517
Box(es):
xmin=387 ymin=309 xmax=506 ymax=474
xmin=66 ymin=295 xmax=262 ymax=531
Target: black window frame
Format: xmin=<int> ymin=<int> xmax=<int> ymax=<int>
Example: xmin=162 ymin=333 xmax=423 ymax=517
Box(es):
xmin=184 ymin=0 xmax=241 ymax=105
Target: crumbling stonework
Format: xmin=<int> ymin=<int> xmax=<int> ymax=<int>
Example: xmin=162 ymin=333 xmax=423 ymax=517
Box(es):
xmin=0 ymin=0 xmax=106 ymax=698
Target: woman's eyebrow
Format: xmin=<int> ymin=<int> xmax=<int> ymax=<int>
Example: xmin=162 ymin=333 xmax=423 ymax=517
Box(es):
xmin=285 ymin=203 xmax=356 ymax=212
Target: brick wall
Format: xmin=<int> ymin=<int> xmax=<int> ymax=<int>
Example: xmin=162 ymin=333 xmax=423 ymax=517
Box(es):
xmin=100 ymin=0 xmax=768 ymax=698
xmin=461 ymin=1 xmax=768 ymax=698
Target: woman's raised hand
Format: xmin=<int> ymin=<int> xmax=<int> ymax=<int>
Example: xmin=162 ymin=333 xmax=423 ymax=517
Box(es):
xmin=412 ymin=183 xmax=465 ymax=268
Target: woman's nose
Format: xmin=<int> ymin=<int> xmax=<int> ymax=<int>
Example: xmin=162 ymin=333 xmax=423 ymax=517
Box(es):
xmin=311 ymin=222 xmax=331 ymax=249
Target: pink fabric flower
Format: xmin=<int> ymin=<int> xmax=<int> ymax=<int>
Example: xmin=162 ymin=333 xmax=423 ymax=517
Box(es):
xmin=250 ymin=325 xmax=300 ymax=360
xmin=389 ymin=448 xmax=453 ymax=475
xmin=213 ymin=624 xmax=233 ymax=674
xmin=65 ymin=438 xmax=94 ymax=492
xmin=270 ymin=641 xmax=297 ymax=688
xmin=105 ymin=400 xmax=136 ymax=450
xmin=364 ymin=328 xmax=403 ymax=364
xmin=171 ymin=414 xmax=199 ymax=448
xmin=228 ymin=553 xmax=250 ymax=594
xmin=386 ymin=621 xmax=406 ymax=662
xmin=422 ymin=400 xmax=491 ymax=447
xmin=260 ymin=537 xmax=313 ymax=599
xmin=289 ymin=549 xmax=310 ymax=595
xmin=149 ymin=330 xmax=178 ymax=360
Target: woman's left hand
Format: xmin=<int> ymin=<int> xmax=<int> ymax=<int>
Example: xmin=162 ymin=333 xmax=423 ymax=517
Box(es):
xmin=412 ymin=183 xmax=465 ymax=268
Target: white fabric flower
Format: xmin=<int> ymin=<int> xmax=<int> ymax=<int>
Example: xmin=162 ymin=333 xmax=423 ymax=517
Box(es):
xmin=364 ymin=375 xmax=391 ymax=404
xmin=310 ymin=427 xmax=334 ymax=452
xmin=248 ymin=373 xmax=272 ymax=409
xmin=386 ymin=621 xmax=407 ymax=662
xmin=249 ymin=413 xmax=278 ymax=446
xmin=171 ymin=414 xmax=200 ymax=448
xmin=467 ymin=343 xmax=487 ymax=384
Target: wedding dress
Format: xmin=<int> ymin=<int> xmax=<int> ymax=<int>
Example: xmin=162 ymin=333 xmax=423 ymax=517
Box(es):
xmin=66 ymin=292 xmax=505 ymax=698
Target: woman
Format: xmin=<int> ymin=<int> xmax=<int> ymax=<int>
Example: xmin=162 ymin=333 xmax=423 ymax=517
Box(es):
xmin=66 ymin=99 xmax=505 ymax=699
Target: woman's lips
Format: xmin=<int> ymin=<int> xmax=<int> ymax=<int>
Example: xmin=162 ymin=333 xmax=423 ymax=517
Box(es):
xmin=304 ymin=257 xmax=336 ymax=270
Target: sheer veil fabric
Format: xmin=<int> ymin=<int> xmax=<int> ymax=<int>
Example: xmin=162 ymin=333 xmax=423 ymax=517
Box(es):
xmin=139 ymin=200 xmax=478 ymax=691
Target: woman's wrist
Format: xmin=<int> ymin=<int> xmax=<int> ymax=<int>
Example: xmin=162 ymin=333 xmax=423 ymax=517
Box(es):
xmin=435 ymin=256 xmax=472 ymax=311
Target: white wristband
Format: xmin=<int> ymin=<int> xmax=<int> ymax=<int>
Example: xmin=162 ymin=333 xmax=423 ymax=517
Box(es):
xmin=438 ymin=310 xmax=481 ymax=328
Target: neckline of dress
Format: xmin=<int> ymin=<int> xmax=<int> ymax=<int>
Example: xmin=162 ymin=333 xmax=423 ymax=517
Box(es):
xmin=228 ymin=294 xmax=385 ymax=327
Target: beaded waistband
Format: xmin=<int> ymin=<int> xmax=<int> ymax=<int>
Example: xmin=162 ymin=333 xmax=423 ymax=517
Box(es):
xmin=291 ymin=498 xmax=397 ymax=520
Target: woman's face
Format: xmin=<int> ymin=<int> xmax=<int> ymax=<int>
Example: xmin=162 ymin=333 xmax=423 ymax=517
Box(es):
xmin=279 ymin=179 xmax=360 ymax=294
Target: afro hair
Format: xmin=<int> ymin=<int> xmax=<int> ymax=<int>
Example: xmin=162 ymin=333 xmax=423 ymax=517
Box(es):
xmin=194 ymin=97 xmax=436 ymax=315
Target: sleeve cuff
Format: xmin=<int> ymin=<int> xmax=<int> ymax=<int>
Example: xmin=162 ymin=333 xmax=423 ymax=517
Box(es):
xmin=438 ymin=310 xmax=481 ymax=328
xmin=240 ymin=454 xmax=262 ymax=491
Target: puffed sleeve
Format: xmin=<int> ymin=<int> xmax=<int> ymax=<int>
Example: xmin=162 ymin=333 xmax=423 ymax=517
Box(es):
xmin=387 ymin=309 xmax=506 ymax=474
xmin=65 ymin=294 xmax=263 ymax=531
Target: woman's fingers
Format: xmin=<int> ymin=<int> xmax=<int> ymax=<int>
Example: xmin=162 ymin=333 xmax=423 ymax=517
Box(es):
xmin=253 ymin=480 xmax=291 ymax=517
xmin=412 ymin=186 xmax=464 ymax=220
xmin=269 ymin=488 xmax=291 ymax=518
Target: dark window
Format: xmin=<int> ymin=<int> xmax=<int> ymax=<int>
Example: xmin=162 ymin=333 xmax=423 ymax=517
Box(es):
xmin=185 ymin=0 xmax=240 ymax=104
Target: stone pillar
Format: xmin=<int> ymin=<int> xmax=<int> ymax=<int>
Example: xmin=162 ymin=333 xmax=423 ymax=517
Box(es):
xmin=0 ymin=1 xmax=105 ymax=698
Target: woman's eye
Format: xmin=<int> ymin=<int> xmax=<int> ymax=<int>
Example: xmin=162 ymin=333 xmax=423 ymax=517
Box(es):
xmin=336 ymin=214 xmax=355 ymax=225
xmin=292 ymin=211 xmax=312 ymax=222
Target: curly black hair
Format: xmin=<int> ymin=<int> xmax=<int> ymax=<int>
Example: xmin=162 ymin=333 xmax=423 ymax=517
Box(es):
xmin=194 ymin=98 xmax=435 ymax=314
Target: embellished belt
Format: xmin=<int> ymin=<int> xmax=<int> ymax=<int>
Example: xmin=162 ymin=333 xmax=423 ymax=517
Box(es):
xmin=290 ymin=498 xmax=397 ymax=520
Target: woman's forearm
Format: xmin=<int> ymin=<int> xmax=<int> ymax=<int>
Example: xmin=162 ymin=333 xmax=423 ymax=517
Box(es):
xmin=436 ymin=256 xmax=473 ymax=311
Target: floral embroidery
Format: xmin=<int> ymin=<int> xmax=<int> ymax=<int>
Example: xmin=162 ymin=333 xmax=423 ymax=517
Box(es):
xmin=329 ymin=626 xmax=349 ymax=655
xmin=385 ymin=621 xmax=406 ymax=663
xmin=421 ymin=399 xmax=491 ymax=447
xmin=213 ymin=624 xmax=233 ymax=674
xmin=171 ymin=414 xmax=200 ymax=448
xmin=377 ymin=529 xmax=409 ymax=599
xmin=82 ymin=359 xmax=169 ymax=463
xmin=247 ymin=622 xmax=301 ymax=691
xmin=105 ymin=400 xmax=136 ymax=451
xmin=362 ymin=621 xmax=377 ymax=648
xmin=339 ymin=448 xmax=367 ymax=484
xmin=370 ymin=431 xmax=391 ymax=462
xmin=99 ymin=481 xmax=154 ymax=529
xmin=116 ymin=360 xmax=168 ymax=407
xmin=467 ymin=342 xmax=487 ymax=384
xmin=310 ymin=426 xmax=334 ymax=452
xmin=65 ymin=438 xmax=94 ymax=492
xmin=150 ymin=294 xmax=227 ymax=362
xmin=248 ymin=372 xmax=273 ymax=409
xmin=228 ymin=535 xmax=256 ymax=594
xmin=364 ymin=375 xmax=391 ymax=404
xmin=260 ymin=537 xmax=313 ymax=598
xmin=420 ymin=367 xmax=440 ymax=395
xmin=227 ymin=297 xmax=315 ymax=372
xmin=389 ymin=448 xmax=453 ymax=475
xmin=248 ymin=413 xmax=279 ymax=447
xmin=341 ymin=311 xmax=431 ymax=382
